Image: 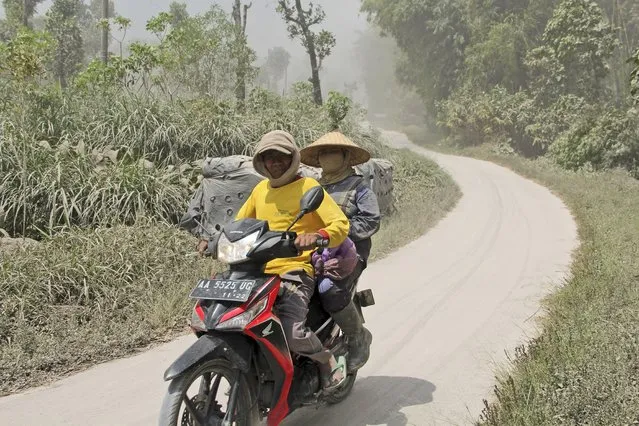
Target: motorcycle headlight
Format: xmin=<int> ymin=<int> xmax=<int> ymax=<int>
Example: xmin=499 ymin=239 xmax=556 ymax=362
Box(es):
xmin=217 ymin=231 xmax=259 ymax=264
xmin=215 ymin=297 xmax=269 ymax=331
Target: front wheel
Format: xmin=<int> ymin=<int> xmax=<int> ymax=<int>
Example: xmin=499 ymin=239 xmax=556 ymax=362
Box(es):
xmin=159 ymin=358 xmax=260 ymax=426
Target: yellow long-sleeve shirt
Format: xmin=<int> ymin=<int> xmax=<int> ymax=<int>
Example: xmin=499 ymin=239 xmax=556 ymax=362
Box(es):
xmin=236 ymin=176 xmax=350 ymax=277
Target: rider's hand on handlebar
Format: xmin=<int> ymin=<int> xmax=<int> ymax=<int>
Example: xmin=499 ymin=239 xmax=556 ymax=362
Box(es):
xmin=294 ymin=233 xmax=323 ymax=251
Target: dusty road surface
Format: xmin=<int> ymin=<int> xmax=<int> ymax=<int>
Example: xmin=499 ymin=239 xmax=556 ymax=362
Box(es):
xmin=0 ymin=131 xmax=579 ymax=426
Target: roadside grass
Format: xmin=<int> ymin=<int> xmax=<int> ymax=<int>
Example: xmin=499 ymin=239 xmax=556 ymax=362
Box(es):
xmin=0 ymin=146 xmax=460 ymax=396
xmin=406 ymin=126 xmax=639 ymax=425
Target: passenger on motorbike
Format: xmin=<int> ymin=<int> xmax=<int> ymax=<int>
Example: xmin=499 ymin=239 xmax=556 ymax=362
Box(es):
xmin=230 ymin=129 xmax=350 ymax=389
xmin=300 ymin=131 xmax=380 ymax=371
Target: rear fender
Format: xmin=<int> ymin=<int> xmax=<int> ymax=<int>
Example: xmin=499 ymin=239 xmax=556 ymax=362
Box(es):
xmin=163 ymin=333 xmax=252 ymax=381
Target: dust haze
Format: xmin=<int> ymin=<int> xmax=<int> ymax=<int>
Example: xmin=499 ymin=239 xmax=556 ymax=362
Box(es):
xmin=3 ymin=0 xmax=411 ymax=114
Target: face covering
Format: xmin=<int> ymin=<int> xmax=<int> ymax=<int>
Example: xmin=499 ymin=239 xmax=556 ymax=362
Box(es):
xmin=318 ymin=149 xmax=355 ymax=185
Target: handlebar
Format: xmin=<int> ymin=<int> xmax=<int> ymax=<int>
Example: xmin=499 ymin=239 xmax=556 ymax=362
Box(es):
xmin=283 ymin=234 xmax=329 ymax=256
xmin=315 ymin=236 xmax=329 ymax=248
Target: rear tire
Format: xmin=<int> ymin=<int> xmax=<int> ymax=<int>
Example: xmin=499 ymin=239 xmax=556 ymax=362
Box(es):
xmin=159 ymin=358 xmax=260 ymax=426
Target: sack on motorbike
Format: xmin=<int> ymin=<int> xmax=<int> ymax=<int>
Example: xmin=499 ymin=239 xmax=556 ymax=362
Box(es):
xmin=359 ymin=159 xmax=394 ymax=216
xmin=180 ymin=155 xmax=395 ymax=240
xmin=179 ymin=155 xmax=264 ymax=239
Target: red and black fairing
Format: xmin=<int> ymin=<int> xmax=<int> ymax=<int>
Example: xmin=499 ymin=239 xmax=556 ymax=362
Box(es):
xmin=175 ymin=218 xmax=325 ymax=425
xmin=167 ymin=189 xmax=344 ymax=426
xmin=189 ymin=273 xmax=331 ymax=426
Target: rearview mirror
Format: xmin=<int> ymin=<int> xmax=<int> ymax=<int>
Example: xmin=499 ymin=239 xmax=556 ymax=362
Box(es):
xmin=299 ymin=186 xmax=324 ymax=214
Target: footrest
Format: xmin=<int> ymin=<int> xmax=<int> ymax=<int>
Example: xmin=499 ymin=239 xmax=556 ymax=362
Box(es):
xmin=355 ymin=289 xmax=375 ymax=307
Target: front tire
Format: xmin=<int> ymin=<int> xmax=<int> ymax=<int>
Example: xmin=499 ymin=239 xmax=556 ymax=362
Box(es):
xmin=159 ymin=358 xmax=259 ymax=426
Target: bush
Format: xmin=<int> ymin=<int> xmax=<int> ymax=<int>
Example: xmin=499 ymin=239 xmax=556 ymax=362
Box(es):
xmin=437 ymin=87 xmax=597 ymax=159
xmin=0 ymin=223 xmax=213 ymax=395
xmin=437 ymin=87 xmax=539 ymax=155
xmin=437 ymin=87 xmax=507 ymax=147
xmin=549 ymin=108 xmax=639 ymax=175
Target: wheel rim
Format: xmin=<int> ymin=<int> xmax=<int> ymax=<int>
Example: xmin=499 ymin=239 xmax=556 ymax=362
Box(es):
xmin=177 ymin=367 xmax=238 ymax=426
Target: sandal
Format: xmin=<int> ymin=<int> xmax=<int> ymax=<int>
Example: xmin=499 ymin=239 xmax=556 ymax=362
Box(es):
xmin=321 ymin=355 xmax=347 ymax=391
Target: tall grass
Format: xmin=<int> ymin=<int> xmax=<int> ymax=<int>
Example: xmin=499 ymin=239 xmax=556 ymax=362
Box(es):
xmin=0 ymin=85 xmax=377 ymax=238
xmin=0 ymin=222 xmax=214 ymax=395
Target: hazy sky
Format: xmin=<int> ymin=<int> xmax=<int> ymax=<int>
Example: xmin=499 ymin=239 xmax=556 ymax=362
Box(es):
xmin=3 ymin=1 xmax=374 ymax=100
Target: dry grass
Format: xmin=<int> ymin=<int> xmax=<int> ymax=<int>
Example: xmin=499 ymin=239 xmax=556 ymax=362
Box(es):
xmin=407 ymin=127 xmax=639 ymax=426
xmin=0 ymin=130 xmax=460 ymax=396
xmin=0 ymin=222 xmax=215 ymax=395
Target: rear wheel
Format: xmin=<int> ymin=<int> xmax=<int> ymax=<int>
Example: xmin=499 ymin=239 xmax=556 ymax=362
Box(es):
xmin=159 ymin=358 xmax=259 ymax=426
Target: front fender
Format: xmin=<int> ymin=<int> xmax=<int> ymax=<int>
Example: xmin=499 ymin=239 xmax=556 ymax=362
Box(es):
xmin=163 ymin=333 xmax=252 ymax=381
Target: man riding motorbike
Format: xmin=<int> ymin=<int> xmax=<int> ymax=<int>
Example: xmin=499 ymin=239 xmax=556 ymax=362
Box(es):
xmin=198 ymin=130 xmax=351 ymax=389
xmin=300 ymin=131 xmax=381 ymax=372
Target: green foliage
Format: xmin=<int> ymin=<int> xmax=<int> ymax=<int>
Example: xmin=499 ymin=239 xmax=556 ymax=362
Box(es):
xmin=549 ymin=108 xmax=639 ymax=174
xmin=45 ymin=0 xmax=84 ymax=88
xmin=313 ymin=29 xmax=336 ymax=65
xmin=325 ymin=91 xmax=351 ymax=130
xmin=0 ymin=80 xmax=371 ymax=238
xmin=462 ymin=21 xmax=527 ymax=91
xmin=0 ymin=27 xmax=54 ymax=82
xmin=1 ymin=0 xmax=46 ymax=34
xmin=526 ymin=0 xmax=618 ymax=102
xmin=365 ymin=0 xmax=639 ymax=174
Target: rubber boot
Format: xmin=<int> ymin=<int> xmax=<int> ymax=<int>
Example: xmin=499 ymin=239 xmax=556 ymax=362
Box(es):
xmin=331 ymin=301 xmax=372 ymax=371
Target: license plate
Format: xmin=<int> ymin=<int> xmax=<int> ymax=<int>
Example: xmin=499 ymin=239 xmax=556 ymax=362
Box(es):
xmin=189 ymin=279 xmax=256 ymax=302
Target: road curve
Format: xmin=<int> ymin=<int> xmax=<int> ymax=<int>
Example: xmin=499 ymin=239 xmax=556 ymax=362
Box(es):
xmin=0 ymin=131 xmax=579 ymax=426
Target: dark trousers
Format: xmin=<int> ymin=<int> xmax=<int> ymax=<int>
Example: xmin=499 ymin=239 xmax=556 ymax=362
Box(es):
xmin=275 ymin=271 xmax=332 ymax=364
xmin=318 ymin=258 xmax=366 ymax=314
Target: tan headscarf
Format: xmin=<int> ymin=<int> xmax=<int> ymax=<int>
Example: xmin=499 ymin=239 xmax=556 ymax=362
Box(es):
xmin=318 ymin=149 xmax=356 ymax=185
xmin=252 ymin=130 xmax=301 ymax=188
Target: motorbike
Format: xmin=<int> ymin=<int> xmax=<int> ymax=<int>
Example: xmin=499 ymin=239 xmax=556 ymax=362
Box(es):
xmin=159 ymin=186 xmax=376 ymax=426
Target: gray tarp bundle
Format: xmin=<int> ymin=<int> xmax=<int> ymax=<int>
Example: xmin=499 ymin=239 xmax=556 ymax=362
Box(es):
xmin=179 ymin=155 xmax=394 ymax=239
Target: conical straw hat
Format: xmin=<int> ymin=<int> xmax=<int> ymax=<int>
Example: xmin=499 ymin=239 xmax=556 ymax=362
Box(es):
xmin=300 ymin=132 xmax=371 ymax=167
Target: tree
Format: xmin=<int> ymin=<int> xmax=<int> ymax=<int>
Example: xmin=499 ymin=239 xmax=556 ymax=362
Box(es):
xmin=45 ymin=0 xmax=84 ymax=88
xmin=276 ymin=0 xmax=336 ymax=105
xmin=2 ymin=0 xmax=45 ymax=27
xmin=525 ymin=0 xmax=618 ymax=102
xmin=360 ymin=0 xmax=469 ymax=118
xmin=0 ymin=27 xmax=53 ymax=82
xmin=168 ymin=1 xmax=189 ymax=27
xmin=263 ymin=46 xmax=290 ymax=92
xmin=354 ymin=28 xmax=404 ymax=115
xmin=1 ymin=0 xmax=46 ymax=40
xmin=231 ymin=0 xmax=252 ymax=105
xmin=141 ymin=5 xmax=248 ymax=100
xmin=630 ymin=47 xmax=639 ymax=104
xmin=68 ymin=0 xmax=115 ymax=62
